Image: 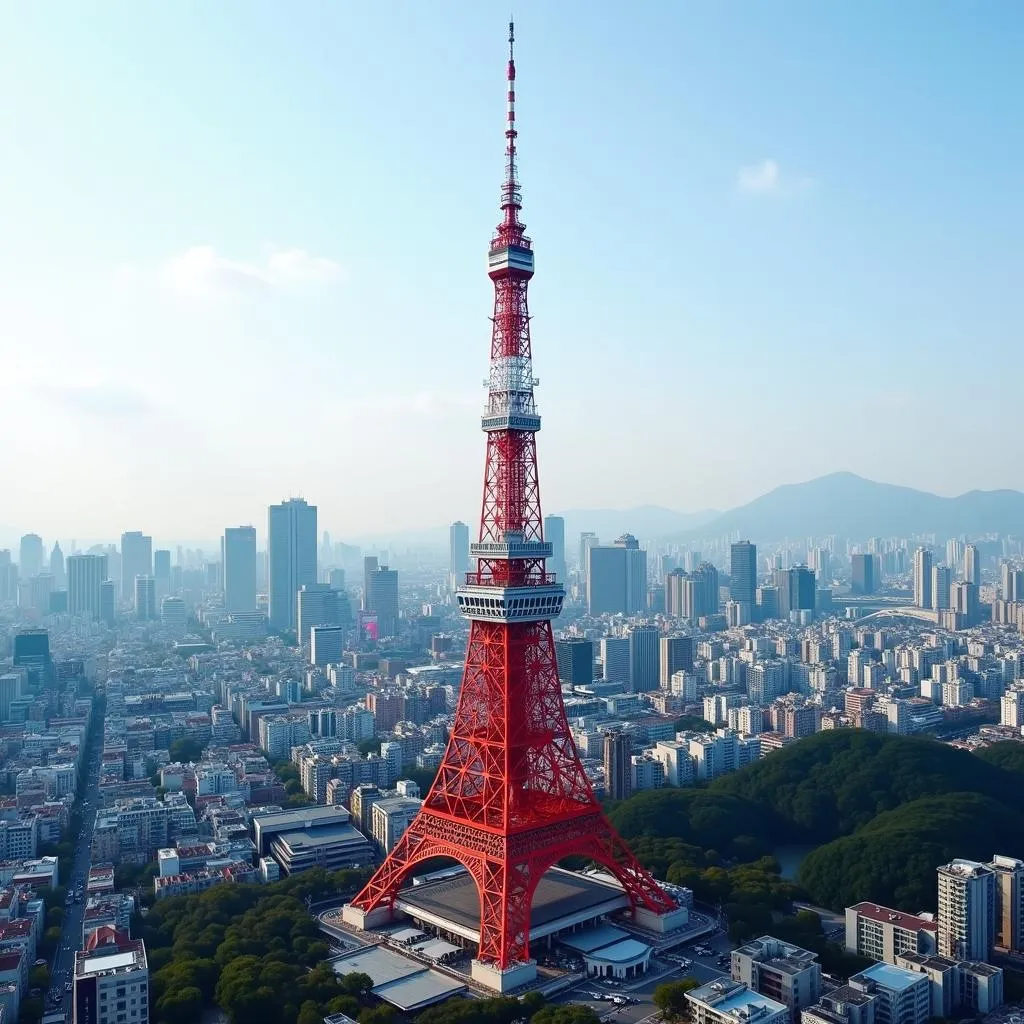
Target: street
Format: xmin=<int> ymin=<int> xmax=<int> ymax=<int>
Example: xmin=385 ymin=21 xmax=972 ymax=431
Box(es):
xmin=45 ymin=719 xmax=104 ymax=1020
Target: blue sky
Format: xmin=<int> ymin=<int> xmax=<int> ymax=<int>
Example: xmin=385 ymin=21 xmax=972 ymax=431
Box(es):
xmin=0 ymin=1 xmax=1020 ymax=544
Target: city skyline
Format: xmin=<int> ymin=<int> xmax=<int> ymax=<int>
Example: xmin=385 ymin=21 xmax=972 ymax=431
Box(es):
xmin=2 ymin=3 xmax=1022 ymax=538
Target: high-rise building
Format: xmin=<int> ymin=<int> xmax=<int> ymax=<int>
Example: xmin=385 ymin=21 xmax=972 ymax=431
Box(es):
xmin=937 ymin=859 xmax=995 ymax=961
xmin=554 ymin=638 xmax=594 ymax=686
xmin=153 ymin=549 xmax=171 ymax=599
xmin=544 ymin=515 xmax=566 ymax=590
xmin=297 ymin=583 xmax=342 ymax=648
xmin=18 ymin=533 xmax=44 ymax=578
xmin=362 ymin=556 xmax=379 ymax=610
xmin=851 ymin=553 xmax=876 ymax=595
xmin=600 ymin=637 xmax=630 ymax=685
xmin=67 ymin=554 xmax=108 ymax=619
xmin=50 ymin=541 xmax=65 ymax=588
xmin=628 ymin=625 xmax=660 ymax=693
xmin=586 ymin=534 xmax=646 ymax=615
xmin=692 ymin=562 xmax=720 ymax=618
xmin=310 ymin=625 xmax=345 ymax=667
xmin=224 ymin=526 xmax=258 ymax=613
xmin=1001 ymin=562 xmax=1023 ymax=603
xmin=730 ymin=541 xmax=757 ymax=610
xmin=775 ymin=565 xmax=816 ymax=619
xmin=947 ymin=539 xmax=963 ymax=575
xmin=913 ymin=547 xmax=933 ymax=609
xmin=578 ymin=532 xmax=598 ymax=579
xmin=659 ymin=635 xmax=694 ymax=687
xmin=267 ymin=499 xmax=317 ymax=631
xmin=731 ymin=935 xmax=822 ymax=1021
xmin=603 ymin=731 xmax=632 ymax=801
xmin=990 ymin=855 xmax=1024 ymax=953
xmin=932 ymin=565 xmax=952 ymax=611
xmin=366 ymin=566 xmax=399 ymax=638
xmin=449 ymin=521 xmax=470 ymax=592
xmin=120 ymin=531 xmax=153 ymax=602
xmin=134 ymin=576 xmax=156 ymax=620
xmin=964 ymin=544 xmax=982 ymax=585
xmin=100 ymin=580 xmax=116 ymax=626
xmin=951 ymin=582 xmax=980 ymax=625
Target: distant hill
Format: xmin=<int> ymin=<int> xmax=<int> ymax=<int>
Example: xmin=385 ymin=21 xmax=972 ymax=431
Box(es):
xmin=672 ymin=472 xmax=1024 ymax=542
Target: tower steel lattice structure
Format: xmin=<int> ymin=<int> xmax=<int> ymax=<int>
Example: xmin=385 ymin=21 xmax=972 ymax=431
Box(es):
xmin=348 ymin=23 xmax=676 ymax=970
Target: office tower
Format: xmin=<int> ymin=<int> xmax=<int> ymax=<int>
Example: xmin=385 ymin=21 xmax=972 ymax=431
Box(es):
xmin=1002 ymin=562 xmax=1018 ymax=602
xmin=931 ymin=565 xmax=952 ymax=611
xmin=603 ymin=731 xmax=632 ymax=801
xmin=990 ymin=855 xmax=1024 ymax=953
xmin=964 ymin=544 xmax=981 ymax=585
xmin=362 ymin=556 xmax=379 ymax=610
xmin=774 ymin=565 xmax=816 ymax=619
xmin=946 ymin=539 xmax=963 ymax=575
xmin=808 ymin=546 xmax=831 ymax=583
xmin=297 ymin=583 xmax=341 ymax=648
xmin=554 ymin=637 xmax=594 ymax=686
xmin=18 ymin=533 xmax=44 ymax=578
xmin=328 ymin=568 xmax=346 ymax=591
xmin=600 ymin=637 xmax=630 ymax=685
xmin=100 ymin=580 xmax=116 ymax=626
xmin=310 ymin=625 xmax=345 ymax=666
xmin=0 ymin=550 xmax=16 ymax=603
xmin=578 ymin=532 xmax=598 ymax=579
xmin=913 ymin=547 xmax=932 ymax=609
xmin=449 ymin=521 xmax=470 ymax=591
xmin=366 ymin=565 xmax=399 ymax=638
xmin=49 ymin=542 xmax=65 ymax=588
xmin=664 ymin=569 xmax=688 ymax=618
xmin=628 ymin=625 xmax=660 ymax=692
xmin=952 ymin=581 xmax=980 ymax=625
xmin=152 ymin=549 xmax=171 ymax=598
xmin=730 ymin=540 xmax=757 ymax=609
xmin=0 ymin=672 xmax=21 ymax=723
xmin=67 ymin=554 xmax=108 ymax=619
xmin=851 ymin=553 xmax=876 ymax=595
xmin=692 ymin=562 xmax=720 ymax=618
xmin=120 ymin=531 xmax=152 ymax=601
xmin=24 ymin=573 xmax=54 ymax=613
xmin=586 ymin=534 xmax=647 ymax=615
xmin=659 ymin=635 xmax=694 ymax=687
xmin=223 ymin=526 xmax=258 ymax=613
xmin=267 ymin=498 xmax=317 ymax=631
xmin=544 ymin=515 xmax=566 ymax=587
xmin=134 ymin=575 xmax=156 ymax=620
xmin=937 ymin=859 xmax=995 ymax=960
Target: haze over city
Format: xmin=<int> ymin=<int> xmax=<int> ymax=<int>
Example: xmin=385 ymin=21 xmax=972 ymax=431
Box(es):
xmin=2 ymin=1 xmax=1022 ymax=543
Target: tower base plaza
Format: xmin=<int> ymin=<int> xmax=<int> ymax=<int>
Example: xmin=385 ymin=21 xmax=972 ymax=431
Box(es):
xmin=342 ymin=867 xmax=689 ymax=992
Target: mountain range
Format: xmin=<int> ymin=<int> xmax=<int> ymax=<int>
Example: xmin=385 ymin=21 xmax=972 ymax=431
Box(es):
xmin=671 ymin=472 xmax=1024 ymax=543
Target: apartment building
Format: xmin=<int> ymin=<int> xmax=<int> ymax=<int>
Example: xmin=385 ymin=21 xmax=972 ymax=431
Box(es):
xmin=73 ymin=926 xmax=149 ymax=1024
xmin=845 ymin=903 xmax=937 ymax=964
xmin=847 ymin=963 xmax=930 ymax=1024
xmin=801 ymin=985 xmax=877 ymax=1024
xmin=686 ymin=979 xmax=788 ymax=1024
xmin=370 ymin=797 xmax=421 ymax=852
xmin=731 ymin=935 xmax=821 ymax=1020
xmin=937 ymin=859 xmax=995 ymax=961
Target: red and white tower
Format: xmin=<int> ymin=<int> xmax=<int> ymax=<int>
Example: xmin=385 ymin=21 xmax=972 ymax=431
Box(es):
xmin=344 ymin=23 xmax=680 ymax=990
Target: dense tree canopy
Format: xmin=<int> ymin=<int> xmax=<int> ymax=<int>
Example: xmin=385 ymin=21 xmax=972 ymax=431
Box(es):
xmin=168 ymin=735 xmax=206 ymax=763
xmin=974 ymin=741 xmax=1024 ymax=774
xmin=799 ymin=792 xmax=1024 ymax=911
xmin=710 ymin=730 xmax=1024 ymax=842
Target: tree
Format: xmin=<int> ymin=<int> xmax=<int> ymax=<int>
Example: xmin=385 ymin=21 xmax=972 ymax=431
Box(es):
xmin=156 ymin=985 xmax=205 ymax=1024
xmin=532 ymin=1006 xmax=600 ymax=1024
xmin=29 ymin=965 xmax=49 ymax=990
xmin=653 ymin=978 xmax=701 ymax=1020
xmin=298 ymin=1001 xmax=325 ymax=1024
xmin=168 ymin=735 xmax=205 ymax=763
xmin=357 ymin=738 xmax=382 ymax=755
xmin=358 ymin=1006 xmax=396 ymax=1024
xmin=46 ymin=906 xmax=64 ymax=927
xmin=341 ymin=972 xmax=374 ymax=1001
xmin=674 ymin=715 xmax=712 ymax=733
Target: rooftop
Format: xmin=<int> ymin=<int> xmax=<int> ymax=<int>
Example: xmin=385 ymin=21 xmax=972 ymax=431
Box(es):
xmin=688 ymin=980 xmax=788 ymax=1021
xmin=938 ymin=859 xmax=992 ymax=879
xmin=855 ymin=962 xmax=925 ymax=993
xmin=850 ymin=903 xmax=937 ymax=933
xmin=271 ymin=822 xmax=370 ymax=852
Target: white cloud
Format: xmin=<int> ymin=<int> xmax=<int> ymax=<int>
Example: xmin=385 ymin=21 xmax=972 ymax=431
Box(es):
xmin=736 ymin=159 xmax=814 ymax=197
xmin=737 ymin=159 xmax=781 ymax=194
xmin=115 ymin=246 xmax=345 ymax=297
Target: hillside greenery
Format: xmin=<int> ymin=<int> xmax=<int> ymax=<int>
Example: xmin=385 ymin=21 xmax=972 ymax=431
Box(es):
xmin=609 ymin=729 xmax=1024 ymax=925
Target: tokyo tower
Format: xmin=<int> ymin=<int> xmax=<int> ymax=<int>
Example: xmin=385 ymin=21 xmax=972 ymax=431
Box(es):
xmin=343 ymin=22 xmax=679 ymax=989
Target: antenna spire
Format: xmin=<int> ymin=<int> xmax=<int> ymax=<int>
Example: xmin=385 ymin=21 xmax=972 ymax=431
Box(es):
xmin=500 ymin=18 xmax=522 ymax=237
